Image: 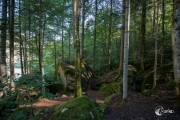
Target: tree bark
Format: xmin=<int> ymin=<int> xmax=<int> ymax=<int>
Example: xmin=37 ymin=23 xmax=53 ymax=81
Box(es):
xmin=172 ymin=0 xmax=180 ymax=95
xmin=123 ymin=0 xmax=130 ymax=100
xmin=153 ymin=0 xmax=158 ymax=88
xmin=107 ymin=0 xmax=112 ymax=71
xmin=39 ymin=0 xmax=45 ymax=96
xmin=0 ymin=0 xmax=8 ymax=96
xmin=19 ymin=0 xmax=24 ymax=75
xmin=9 ymin=0 xmax=15 ymax=92
xmin=81 ymin=0 xmax=85 ymax=59
xmin=73 ymin=0 xmax=82 ymax=98
xmin=161 ymin=0 xmax=165 ymax=65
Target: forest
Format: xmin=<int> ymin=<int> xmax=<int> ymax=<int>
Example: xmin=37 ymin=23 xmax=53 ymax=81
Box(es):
xmin=0 ymin=0 xmax=180 ymax=119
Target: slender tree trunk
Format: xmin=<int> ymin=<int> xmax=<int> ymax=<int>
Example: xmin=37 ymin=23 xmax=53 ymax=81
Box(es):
xmin=81 ymin=0 xmax=85 ymax=59
xmin=62 ymin=21 xmax=64 ymax=61
xmin=54 ymin=36 xmax=57 ymax=70
xmin=19 ymin=0 xmax=24 ymax=75
xmin=39 ymin=0 xmax=45 ymax=96
xmin=69 ymin=26 xmax=71 ymax=61
xmin=93 ymin=0 xmax=97 ymax=72
xmin=140 ymin=0 xmax=146 ymax=71
xmin=24 ymin=30 xmax=27 ymax=74
xmin=0 ymin=0 xmax=8 ymax=96
xmin=172 ymin=0 xmax=180 ymax=95
xmin=119 ymin=0 xmax=126 ymax=75
xmin=9 ymin=0 xmax=15 ymax=92
xmin=107 ymin=0 xmax=112 ymax=71
xmin=153 ymin=0 xmax=158 ymax=88
xmin=28 ymin=1 xmax=31 ymax=72
xmin=161 ymin=0 xmax=165 ymax=65
xmin=123 ymin=0 xmax=130 ymax=100
xmin=133 ymin=2 xmax=137 ymax=62
xmin=73 ymin=0 xmax=82 ymax=98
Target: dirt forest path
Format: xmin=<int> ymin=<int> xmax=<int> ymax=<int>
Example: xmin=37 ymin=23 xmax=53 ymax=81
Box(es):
xmin=32 ymin=89 xmax=180 ymax=120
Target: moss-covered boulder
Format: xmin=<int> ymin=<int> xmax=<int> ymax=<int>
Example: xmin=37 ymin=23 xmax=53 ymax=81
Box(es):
xmin=142 ymin=64 xmax=174 ymax=91
xmin=49 ymin=96 xmax=105 ymax=120
xmin=100 ymin=82 xmax=121 ymax=96
xmin=57 ymin=61 xmax=94 ymax=92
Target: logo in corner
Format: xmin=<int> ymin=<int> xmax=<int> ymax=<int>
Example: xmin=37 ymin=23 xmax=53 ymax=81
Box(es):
xmin=155 ymin=106 xmax=175 ymax=116
xmin=155 ymin=106 xmax=164 ymax=116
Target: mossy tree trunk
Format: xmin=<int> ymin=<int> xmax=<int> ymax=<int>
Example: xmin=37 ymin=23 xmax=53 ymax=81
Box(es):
xmin=73 ymin=0 xmax=82 ymax=98
xmin=172 ymin=0 xmax=180 ymax=95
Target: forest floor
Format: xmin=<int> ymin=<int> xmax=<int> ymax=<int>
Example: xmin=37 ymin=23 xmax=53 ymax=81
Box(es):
xmin=32 ymin=86 xmax=180 ymax=120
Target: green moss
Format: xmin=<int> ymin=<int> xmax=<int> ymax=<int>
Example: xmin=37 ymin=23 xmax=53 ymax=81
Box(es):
xmin=49 ymin=96 xmax=105 ymax=120
xmin=100 ymin=82 xmax=120 ymax=96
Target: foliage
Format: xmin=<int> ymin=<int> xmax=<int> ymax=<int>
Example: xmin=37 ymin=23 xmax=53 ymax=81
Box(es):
xmin=7 ymin=107 xmax=32 ymax=120
xmin=0 ymin=91 xmax=18 ymax=117
xmin=142 ymin=64 xmax=173 ymax=91
xmin=129 ymin=71 xmax=144 ymax=84
xmin=0 ymin=73 xmax=62 ymax=118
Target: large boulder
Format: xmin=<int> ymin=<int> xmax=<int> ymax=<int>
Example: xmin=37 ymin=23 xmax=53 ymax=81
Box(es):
xmin=49 ymin=96 xmax=106 ymax=120
xmin=57 ymin=60 xmax=94 ymax=92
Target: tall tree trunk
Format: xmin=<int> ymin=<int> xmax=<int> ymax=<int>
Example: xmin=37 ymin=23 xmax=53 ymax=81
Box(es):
xmin=9 ymin=0 xmax=15 ymax=92
xmin=119 ymin=0 xmax=126 ymax=75
xmin=24 ymin=29 xmax=27 ymax=74
xmin=123 ymin=0 xmax=130 ymax=100
xmin=161 ymin=0 xmax=165 ymax=65
xmin=39 ymin=0 xmax=45 ymax=96
xmin=19 ymin=0 xmax=24 ymax=75
xmin=73 ymin=0 xmax=82 ymax=98
xmin=107 ymin=0 xmax=112 ymax=71
xmin=153 ymin=0 xmax=158 ymax=88
xmin=81 ymin=0 xmax=85 ymax=59
xmin=172 ymin=0 xmax=180 ymax=95
xmin=140 ymin=0 xmax=146 ymax=71
xmin=28 ymin=1 xmax=31 ymax=72
xmin=93 ymin=0 xmax=97 ymax=72
xmin=0 ymin=0 xmax=8 ymax=96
